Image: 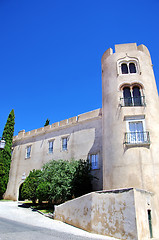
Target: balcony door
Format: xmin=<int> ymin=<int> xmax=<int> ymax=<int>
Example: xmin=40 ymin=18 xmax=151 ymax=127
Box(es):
xmin=128 ymin=121 xmax=144 ymax=143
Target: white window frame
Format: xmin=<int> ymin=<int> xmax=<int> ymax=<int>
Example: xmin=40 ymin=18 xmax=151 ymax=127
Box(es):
xmin=117 ymin=58 xmax=140 ymax=75
xmin=125 ymin=116 xmax=148 ymax=144
xmin=126 ymin=116 xmax=146 ymax=131
xmin=90 ymin=153 xmax=99 ymax=170
xmin=26 ymin=145 xmax=31 ymax=159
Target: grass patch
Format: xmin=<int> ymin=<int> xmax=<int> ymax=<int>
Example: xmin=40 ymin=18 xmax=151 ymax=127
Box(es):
xmin=38 ymin=209 xmax=52 ymax=214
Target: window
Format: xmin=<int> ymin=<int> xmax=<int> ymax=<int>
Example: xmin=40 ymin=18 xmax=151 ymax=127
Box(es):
xmin=121 ymin=63 xmax=128 ymax=74
xmin=26 ymin=146 xmax=31 ymax=158
xmin=62 ymin=137 xmax=68 ymax=151
xmin=121 ymin=85 xmax=145 ymax=107
xmin=133 ymin=86 xmax=142 ymax=106
xmin=49 ymin=140 xmax=54 ymax=153
xmin=129 ymin=62 xmax=136 ymax=73
xmin=125 ymin=116 xmax=150 ymax=145
xmin=128 ymin=121 xmax=144 ymax=143
xmin=123 ymin=87 xmax=132 ymax=106
xmin=121 ymin=62 xmax=136 ymax=74
xmin=90 ymin=154 xmax=99 ymax=170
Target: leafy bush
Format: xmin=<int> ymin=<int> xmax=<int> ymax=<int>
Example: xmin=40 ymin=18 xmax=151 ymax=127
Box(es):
xmin=21 ymin=159 xmax=93 ymax=204
xmin=38 ymin=159 xmax=78 ymax=203
xmin=21 ymin=169 xmax=42 ymax=203
xmin=72 ymin=159 xmax=92 ymax=198
xmin=36 ymin=182 xmax=51 ymax=203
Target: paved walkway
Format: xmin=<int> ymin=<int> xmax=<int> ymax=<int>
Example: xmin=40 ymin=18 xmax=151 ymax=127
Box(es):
xmin=0 ymin=201 xmax=119 ymax=240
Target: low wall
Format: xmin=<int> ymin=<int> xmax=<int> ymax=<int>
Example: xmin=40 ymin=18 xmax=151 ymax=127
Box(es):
xmin=54 ymin=188 xmax=138 ymax=240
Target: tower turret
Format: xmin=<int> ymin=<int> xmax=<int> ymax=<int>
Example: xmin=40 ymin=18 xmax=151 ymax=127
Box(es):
xmin=102 ymin=43 xmax=159 ymax=195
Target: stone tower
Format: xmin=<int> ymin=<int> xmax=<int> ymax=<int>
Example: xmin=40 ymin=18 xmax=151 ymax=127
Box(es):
xmin=55 ymin=44 xmax=159 ymax=239
xmin=102 ymin=43 xmax=159 ymax=195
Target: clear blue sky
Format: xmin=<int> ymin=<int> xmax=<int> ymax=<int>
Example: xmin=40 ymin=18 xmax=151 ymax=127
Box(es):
xmin=0 ymin=0 xmax=159 ymax=136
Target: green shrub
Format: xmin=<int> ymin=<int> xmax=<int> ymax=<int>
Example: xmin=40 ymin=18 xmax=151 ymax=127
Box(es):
xmin=72 ymin=159 xmax=92 ymax=198
xmin=22 ymin=159 xmax=93 ymax=204
xmin=36 ymin=182 xmax=51 ymax=203
xmin=21 ymin=169 xmax=42 ymax=204
xmin=39 ymin=159 xmax=78 ymax=203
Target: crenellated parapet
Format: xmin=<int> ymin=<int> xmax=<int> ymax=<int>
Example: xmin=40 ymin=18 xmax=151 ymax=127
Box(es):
xmin=102 ymin=43 xmax=150 ymax=64
xmin=13 ymin=108 xmax=102 ymax=142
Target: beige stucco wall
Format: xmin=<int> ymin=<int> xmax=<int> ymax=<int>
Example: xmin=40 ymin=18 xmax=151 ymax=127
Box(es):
xmin=102 ymin=43 xmax=159 ymax=198
xmin=55 ymin=188 xmax=159 ymax=239
xmin=4 ymin=109 xmax=103 ymax=200
xmin=55 ymin=188 xmax=137 ymax=239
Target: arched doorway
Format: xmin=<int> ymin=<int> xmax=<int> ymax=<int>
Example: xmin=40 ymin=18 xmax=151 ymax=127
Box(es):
xmin=18 ymin=183 xmax=25 ymax=201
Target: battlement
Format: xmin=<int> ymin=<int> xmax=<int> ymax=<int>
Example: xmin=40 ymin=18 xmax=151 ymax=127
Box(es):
xmin=102 ymin=43 xmax=150 ymax=62
xmin=13 ymin=108 xmax=102 ymax=142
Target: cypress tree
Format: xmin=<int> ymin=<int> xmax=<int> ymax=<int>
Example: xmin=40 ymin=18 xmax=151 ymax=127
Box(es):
xmin=0 ymin=109 xmax=15 ymax=198
xmin=44 ymin=118 xmax=50 ymax=126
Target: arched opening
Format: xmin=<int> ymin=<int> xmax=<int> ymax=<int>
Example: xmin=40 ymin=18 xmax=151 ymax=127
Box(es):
xmin=123 ymin=87 xmax=132 ymax=106
xmin=18 ymin=183 xmax=25 ymax=201
xmin=133 ymin=86 xmax=141 ymax=106
xmin=121 ymin=63 xmax=128 ymax=74
xmin=129 ymin=62 xmax=136 ymax=73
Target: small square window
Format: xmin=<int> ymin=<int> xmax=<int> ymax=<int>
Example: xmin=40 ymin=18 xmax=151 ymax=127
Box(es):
xmin=49 ymin=141 xmax=54 ymax=153
xmin=62 ymin=137 xmax=68 ymax=151
xmin=26 ymin=146 xmax=31 ymax=158
xmin=90 ymin=154 xmax=99 ymax=170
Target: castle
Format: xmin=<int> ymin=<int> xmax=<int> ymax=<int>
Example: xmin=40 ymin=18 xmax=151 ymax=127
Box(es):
xmin=4 ymin=43 xmax=159 ymax=239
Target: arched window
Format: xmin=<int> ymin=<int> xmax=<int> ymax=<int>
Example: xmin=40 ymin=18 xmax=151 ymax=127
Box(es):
xmin=121 ymin=63 xmax=128 ymax=74
xmin=133 ymin=86 xmax=141 ymax=106
xmin=121 ymin=84 xmax=145 ymax=107
xmin=123 ymin=87 xmax=132 ymax=106
xmin=129 ymin=63 xmax=136 ymax=73
xmin=120 ymin=61 xmax=137 ymax=74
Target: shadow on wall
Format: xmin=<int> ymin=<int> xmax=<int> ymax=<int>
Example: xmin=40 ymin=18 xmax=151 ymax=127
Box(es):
xmin=87 ymin=124 xmax=103 ymax=191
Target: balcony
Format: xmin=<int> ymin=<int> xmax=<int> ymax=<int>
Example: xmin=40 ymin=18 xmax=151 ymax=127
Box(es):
xmin=124 ymin=131 xmax=150 ymax=145
xmin=120 ymin=96 xmax=145 ymax=107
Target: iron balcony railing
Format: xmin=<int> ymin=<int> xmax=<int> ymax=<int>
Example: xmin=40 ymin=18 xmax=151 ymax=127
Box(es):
xmin=120 ymin=96 xmax=145 ymax=107
xmin=124 ymin=131 xmax=150 ymax=145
